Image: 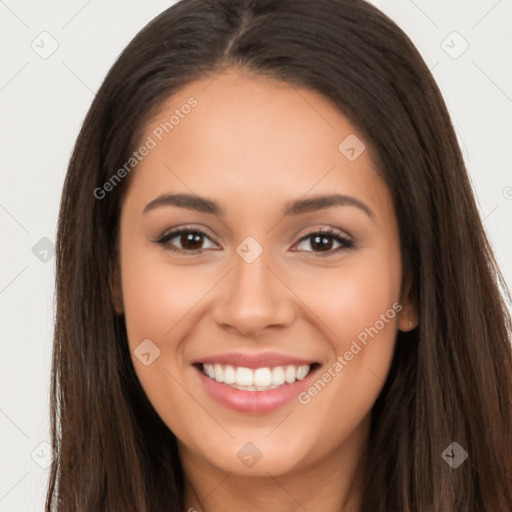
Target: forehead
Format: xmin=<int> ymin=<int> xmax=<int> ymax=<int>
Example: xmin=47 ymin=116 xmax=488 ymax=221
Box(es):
xmin=123 ymin=69 xmax=391 ymax=222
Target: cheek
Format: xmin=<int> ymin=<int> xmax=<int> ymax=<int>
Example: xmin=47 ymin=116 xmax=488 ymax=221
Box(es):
xmin=120 ymin=252 xmax=210 ymax=437
xmin=120 ymin=249 xmax=220 ymax=417
xmin=296 ymin=255 xmax=401 ymax=352
xmin=121 ymin=250 xmax=208 ymax=343
xmin=292 ymin=254 xmax=401 ymax=435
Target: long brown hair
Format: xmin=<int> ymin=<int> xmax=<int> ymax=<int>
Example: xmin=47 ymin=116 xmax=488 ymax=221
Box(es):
xmin=47 ymin=0 xmax=512 ymax=510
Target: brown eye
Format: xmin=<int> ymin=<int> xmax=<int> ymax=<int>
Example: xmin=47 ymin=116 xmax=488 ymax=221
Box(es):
xmin=156 ymin=228 xmax=218 ymax=254
xmin=178 ymin=232 xmax=204 ymax=250
xmin=293 ymin=228 xmax=354 ymax=256
xmin=310 ymin=234 xmax=335 ymax=251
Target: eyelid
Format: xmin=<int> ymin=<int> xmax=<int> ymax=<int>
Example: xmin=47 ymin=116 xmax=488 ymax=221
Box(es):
xmin=294 ymin=225 xmax=354 ymax=244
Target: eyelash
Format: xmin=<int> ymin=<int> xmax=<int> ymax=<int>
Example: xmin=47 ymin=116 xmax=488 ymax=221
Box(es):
xmin=154 ymin=226 xmax=355 ymax=257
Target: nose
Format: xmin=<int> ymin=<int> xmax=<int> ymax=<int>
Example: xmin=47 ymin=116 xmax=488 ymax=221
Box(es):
xmin=211 ymin=248 xmax=295 ymax=337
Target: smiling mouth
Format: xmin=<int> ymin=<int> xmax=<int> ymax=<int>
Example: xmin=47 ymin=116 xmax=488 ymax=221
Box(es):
xmin=197 ymin=362 xmax=320 ymax=392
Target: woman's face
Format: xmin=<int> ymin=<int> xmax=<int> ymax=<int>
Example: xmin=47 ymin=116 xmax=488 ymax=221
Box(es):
xmin=114 ymin=69 xmax=414 ymax=479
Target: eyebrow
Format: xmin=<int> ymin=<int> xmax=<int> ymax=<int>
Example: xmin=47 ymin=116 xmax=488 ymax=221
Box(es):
xmin=143 ymin=192 xmax=375 ymax=219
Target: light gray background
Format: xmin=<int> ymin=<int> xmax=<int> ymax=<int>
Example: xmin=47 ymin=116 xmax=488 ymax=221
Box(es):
xmin=1 ymin=1 xmax=511 ymax=510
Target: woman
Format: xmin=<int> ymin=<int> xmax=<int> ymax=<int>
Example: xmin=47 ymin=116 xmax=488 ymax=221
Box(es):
xmin=47 ymin=0 xmax=512 ymax=510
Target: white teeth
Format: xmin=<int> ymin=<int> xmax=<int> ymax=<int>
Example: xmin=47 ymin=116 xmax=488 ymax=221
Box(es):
xmin=205 ymin=364 xmax=215 ymax=379
xmin=254 ymin=368 xmax=272 ymax=387
xmin=201 ymin=363 xmax=312 ymax=391
xmin=236 ymin=367 xmax=253 ymax=386
xmin=271 ymin=366 xmax=286 ymax=386
xmin=296 ymin=365 xmax=309 ymax=380
xmin=285 ymin=365 xmax=296 ymax=384
xmin=214 ymin=363 xmax=224 ymax=383
xmin=223 ymin=364 xmax=236 ymax=384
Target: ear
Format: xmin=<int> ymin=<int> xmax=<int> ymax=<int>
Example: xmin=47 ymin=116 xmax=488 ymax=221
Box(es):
xmin=110 ymin=263 xmax=124 ymax=315
xmin=397 ymin=275 xmax=419 ymax=332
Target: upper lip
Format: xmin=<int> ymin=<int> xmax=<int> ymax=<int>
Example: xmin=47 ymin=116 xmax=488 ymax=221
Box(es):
xmin=192 ymin=351 xmax=318 ymax=369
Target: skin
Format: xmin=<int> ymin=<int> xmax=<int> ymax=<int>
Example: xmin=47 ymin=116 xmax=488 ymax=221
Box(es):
xmin=112 ymin=68 xmax=418 ymax=512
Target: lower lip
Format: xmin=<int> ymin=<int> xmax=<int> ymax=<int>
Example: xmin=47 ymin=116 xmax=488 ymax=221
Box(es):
xmin=195 ymin=365 xmax=318 ymax=413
